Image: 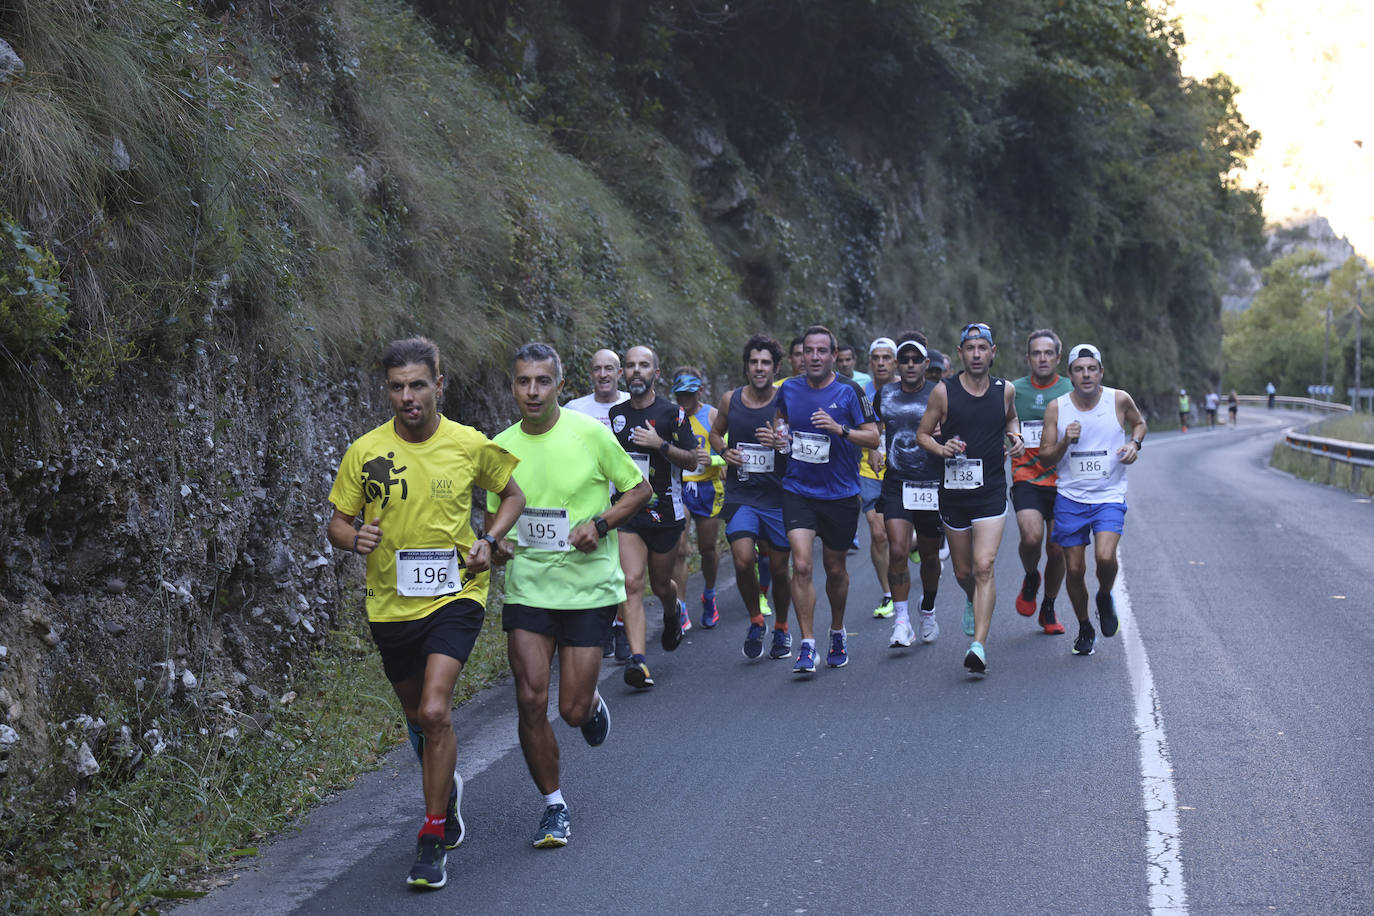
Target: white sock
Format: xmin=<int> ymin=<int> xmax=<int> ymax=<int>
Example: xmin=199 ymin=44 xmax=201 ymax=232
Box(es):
xmin=894 ymin=600 xmax=910 ymax=624
xmin=543 ymin=789 xmax=565 ymax=809
xmin=830 ymin=628 xmax=845 ymax=638
xmin=802 ymin=638 xmax=816 ymax=650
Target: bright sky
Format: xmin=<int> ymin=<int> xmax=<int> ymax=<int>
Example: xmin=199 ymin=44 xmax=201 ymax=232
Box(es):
xmin=1168 ymin=0 xmax=1374 ymax=257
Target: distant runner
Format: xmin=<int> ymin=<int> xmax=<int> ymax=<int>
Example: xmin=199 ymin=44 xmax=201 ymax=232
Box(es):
xmin=836 ymin=342 xmax=873 ymax=389
xmin=1228 ymin=389 xmax=1239 ymax=427
xmin=768 ymin=325 xmax=880 ymax=673
xmin=1009 ymin=329 xmax=1072 ymax=634
xmin=1178 ymin=389 xmax=1190 ymax=432
xmin=671 ymin=366 xmax=726 ymax=629
xmin=1205 ymin=390 xmax=1220 ymax=429
xmin=489 ymin=343 xmax=650 ymax=848
xmin=873 ymin=332 xmax=944 ymax=648
xmin=1039 ymin=344 xmax=1147 ymax=657
xmin=608 ymin=345 xmax=699 ymax=689
xmin=861 ymin=337 xmax=898 ymax=619
xmin=709 ymin=335 xmax=794 ymax=660
xmin=917 ymin=322 xmax=1024 ymax=675
xmin=327 ymin=337 xmax=526 ymax=889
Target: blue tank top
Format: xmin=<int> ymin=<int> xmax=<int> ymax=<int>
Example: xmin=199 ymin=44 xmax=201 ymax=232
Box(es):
xmin=724 ymin=386 xmax=785 ymax=507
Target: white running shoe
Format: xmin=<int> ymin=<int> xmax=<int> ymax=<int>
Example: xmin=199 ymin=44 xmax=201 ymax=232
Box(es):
xmin=889 ymin=619 xmax=916 ymax=648
xmin=939 ymin=543 xmax=950 ymax=562
xmin=919 ymin=613 xmax=939 ymax=643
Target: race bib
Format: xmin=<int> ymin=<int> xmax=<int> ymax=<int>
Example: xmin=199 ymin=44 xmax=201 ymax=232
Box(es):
xmin=516 ymin=508 xmax=571 ymax=551
xmin=902 ymin=480 xmax=940 ymax=510
xmin=1070 ymin=449 xmax=1111 ymax=479
xmin=944 ymin=457 xmax=983 ymax=489
xmin=396 ymin=548 xmax=461 ymax=597
xmin=631 ymin=452 xmax=651 ymax=480
xmin=738 ymin=442 xmax=775 ymax=473
xmin=1021 ymin=421 xmax=1043 ymax=448
xmin=791 ymin=431 xmax=831 ymax=464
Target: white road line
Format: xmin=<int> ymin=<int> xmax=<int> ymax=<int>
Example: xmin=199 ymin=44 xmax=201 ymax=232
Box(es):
xmin=1116 ymin=552 xmax=1189 ymax=914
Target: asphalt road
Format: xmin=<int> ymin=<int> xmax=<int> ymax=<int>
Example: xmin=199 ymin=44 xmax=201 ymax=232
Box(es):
xmin=180 ymin=407 xmax=1373 ymax=915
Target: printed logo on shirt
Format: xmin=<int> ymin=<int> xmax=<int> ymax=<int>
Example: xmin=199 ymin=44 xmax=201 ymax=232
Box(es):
xmin=612 ymin=415 xmax=627 ymax=433
xmin=430 ymin=478 xmax=455 ymax=500
xmin=362 ymin=452 xmax=408 ymax=508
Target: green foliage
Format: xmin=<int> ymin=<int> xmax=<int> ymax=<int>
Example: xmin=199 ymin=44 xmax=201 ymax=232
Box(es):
xmin=0 ymin=213 xmax=69 ymax=359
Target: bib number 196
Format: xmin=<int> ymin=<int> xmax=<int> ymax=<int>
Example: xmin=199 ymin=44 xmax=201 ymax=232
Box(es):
xmin=396 ymin=548 xmax=461 ymax=597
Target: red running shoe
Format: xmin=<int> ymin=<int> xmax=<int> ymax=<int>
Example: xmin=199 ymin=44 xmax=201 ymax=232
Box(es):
xmin=1015 ymin=570 xmax=1040 ymax=617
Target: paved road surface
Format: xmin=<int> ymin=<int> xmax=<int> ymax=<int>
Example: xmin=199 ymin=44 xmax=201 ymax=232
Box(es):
xmin=180 ymin=408 xmax=1373 ymax=915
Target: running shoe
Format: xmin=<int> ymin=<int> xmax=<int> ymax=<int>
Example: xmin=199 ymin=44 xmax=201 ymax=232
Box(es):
xmin=601 ymin=627 xmax=614 ymax=658
xmin=443 ymin=768 xmax=465 ymax=849
xmin=769 ymin=628 xmax=793 ymax=660
xmin=613 ymin=624 xmax=631 ymax=662
xmin=580 ymin=694 xmax=610 ymax=747
xmin=963 ymin=640 xmax=987 ymax=674
xmin=624 ymin=656 xmax=654 ymax=689
xmin=1015 ymin=569 xmax=1041 ymax=617
xmin=532 ymin=803 xmax=571 ymax=849
xmin=743 ymin=622 xmax=767 ymax=659
xmin=661 ymin=604 xmax=685 ymax=652
xmin=826 ymin=630 xmax=848 ymax=667
xmin=962 ymin=598 xmax=975 ymax=637
xmin=700 ymin=593 xmax=720 ymax=629
xmin=406 ymin=834 xmax=447 ymax=888
xmin=759 ymin=593 xmax=772 ymax=617
xmin=939 ymin=543 xmax=950 ymax=562
xmin=1039 ymin=602 xmax=1065 ymax=635
xmin=1096 ymin=591 xmax=1120 ymax=638
xmin=1072 ymin=622 xmax=1096 ymax=656
xmin=918 ymin=612 xmax=939 ymax=644
xmin=889 ymin=619 xmax=916 ymax=648
xmin=872 ymin=596 xmax=895 ymax=619
xmin=678 ymin=599 xmax=693 ymax=635
xmin=793 ymin=642 xmax=817 ymax=674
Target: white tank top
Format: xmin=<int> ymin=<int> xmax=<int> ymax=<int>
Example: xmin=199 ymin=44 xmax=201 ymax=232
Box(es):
xmin=1054 ymin=386 xmax=1128 ymax=504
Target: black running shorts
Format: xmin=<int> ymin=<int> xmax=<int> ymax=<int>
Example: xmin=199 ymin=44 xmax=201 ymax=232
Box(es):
xmin=781 ymin=490 xmax=861 ymax=553
xmin=1010 ymin=481 xmax=1057 ymax=520
xmin=878 ymin=476 xmax=943 ymax=538
xmin=502 ymin=603 xmax=618 ymax=648
xmin=369 ymin=597 xmax=485 ymax=683
xmin=619 ymin=520 xmax=685 ymax=555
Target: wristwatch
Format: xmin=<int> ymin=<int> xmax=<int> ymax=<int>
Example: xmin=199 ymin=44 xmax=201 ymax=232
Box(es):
xmin=479 ymin=533 xmax=498 ymax=549
xmin=593 ymin=516 xmax=610 ymax=538
xmin=840 ymin=423 xmax=851 ymax=439
xmin=1130 ymin=438 xmax=1143 ymax=450
xmin=659 ymin=439 xmax=672 ymax=455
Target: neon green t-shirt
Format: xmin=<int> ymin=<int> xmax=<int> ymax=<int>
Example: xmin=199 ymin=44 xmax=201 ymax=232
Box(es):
xmin=328 ymin=416 xmax=518 ymax=623
xmin=488 ymin=408 xmax=644 ymax=610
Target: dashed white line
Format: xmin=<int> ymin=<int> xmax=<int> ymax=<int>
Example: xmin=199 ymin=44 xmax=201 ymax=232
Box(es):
xmin=1116 ymin=552 xmax=1189 ymax=914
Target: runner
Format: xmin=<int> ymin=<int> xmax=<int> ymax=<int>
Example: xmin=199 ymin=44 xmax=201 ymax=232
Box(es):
xmin=1009 ymin=329 xmax=1073 ymax=634
xmin=836 ymin=343 xmax=873 ymax=389
xmin=1228 ymin=389 xmax=1239 ymax=427
xmin=326 ymin=336 xmax=526 ymax=889
xmin=1178 ymin=389 xmax=1190 ymax=432
xmin=564 ymin=348 xmax=632 ymax=661
xmin=1205 ymin=389 xmax=1220 ymax=429
xmin=874 ymin=332 xmax=944 ymax=648
xmin=1038 ymin=344 xmax=1147 ymax=657
xmin=923 ymin=349 xmax=952 ymax=564
xmin=916 ymin=322 xmax=1024 ymax=675
xmin=564 ymin=348 xmax=629 ymax=428
xmin=1266 ymin=380 xmax=1276 ymax=409
xmin=608 ymin=345 xmax=699 ymax=689
xmin=487 ymin=343 xmax=650 ymax=848
xmin=765 ymin=325 xmax=880 ymax=673
xmin=774 ymin=335 xmax=805 ymax=387
xmin=671 ymin=366 xmax=726 ymax=629
xmin=861 ymin=337 xmax=897 ymax=619
xmin=708 ymin=335 xmax=795 ymax=660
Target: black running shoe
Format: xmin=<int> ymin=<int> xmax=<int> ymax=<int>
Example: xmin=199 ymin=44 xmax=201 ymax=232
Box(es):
xmin=624 ymin=655 xmax=654 ymax=689
xmin=1096 ymin=591 xmax=1119 ymax=638
xmin=661 ymin=605 xmax=684 ymax=652
xmin=532 ymin=803 xmax=571 ymax=848
xmin=601 ymin=628 xmax=614 ymax=658
xmin=406 ymin=834 xmax=447 ymax=889
xmin=613 ymin=624 xmax=631 ymax=662
xmin=580 ymin=694 xmax=610 ymax=747
xmin=1072 ymin=621 xmax=1096 ymax=656
xmin=443 ymin=768 xmax=465 ymax=849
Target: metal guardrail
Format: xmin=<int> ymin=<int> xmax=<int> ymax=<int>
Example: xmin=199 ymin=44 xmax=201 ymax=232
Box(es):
xmin=1234 ymin=394 xmax=1352 ymax=413
xmin=1282 ymin=427 xmax=1374 ymax=469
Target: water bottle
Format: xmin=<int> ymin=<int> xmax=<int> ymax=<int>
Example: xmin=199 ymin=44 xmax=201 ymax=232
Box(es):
xmin=776 ymin=419 xmax=791 ymax=456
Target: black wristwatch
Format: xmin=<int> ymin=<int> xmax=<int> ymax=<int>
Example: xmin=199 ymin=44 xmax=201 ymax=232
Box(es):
xmin=593 ymin=516 xmax=610 ymax=538
xmin=479 ymin=533 xmax=498 ymax=549
xmin=659 ymin=439 xmax=672 ymax=456
xmin=1130 ymin=438 xmax=1143 ymax=450
xmin=840 ymin=423 xmax=850 ymax=439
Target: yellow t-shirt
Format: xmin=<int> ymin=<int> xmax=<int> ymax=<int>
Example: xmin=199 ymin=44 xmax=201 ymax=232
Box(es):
xmin=683 ymin=406 xmax=722 ymax=483
xmin=328 ymin=416 xmax=518 ymax=623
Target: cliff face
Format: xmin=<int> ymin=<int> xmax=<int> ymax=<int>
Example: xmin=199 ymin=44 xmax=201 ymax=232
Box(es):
xmin=0 ymin=0 xmax=1262 ymax=808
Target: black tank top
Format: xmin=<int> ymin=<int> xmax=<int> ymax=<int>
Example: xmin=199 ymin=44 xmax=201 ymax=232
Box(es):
xmin=940 ymin=372 xmax=1008 ymax=496
xmin=724 ymin=386 xmax=785 ymax=507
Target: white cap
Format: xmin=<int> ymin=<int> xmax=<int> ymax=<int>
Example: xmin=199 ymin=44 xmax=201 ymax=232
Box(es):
xmin=868 ymin=336 xmax=897 ymax=356
xmin=1067 ymin=343 xmax=1102 ymax=367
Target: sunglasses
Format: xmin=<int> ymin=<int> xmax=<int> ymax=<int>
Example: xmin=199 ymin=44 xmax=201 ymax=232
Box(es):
xmin=897 ymin=354 xmax=926 ymax=364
